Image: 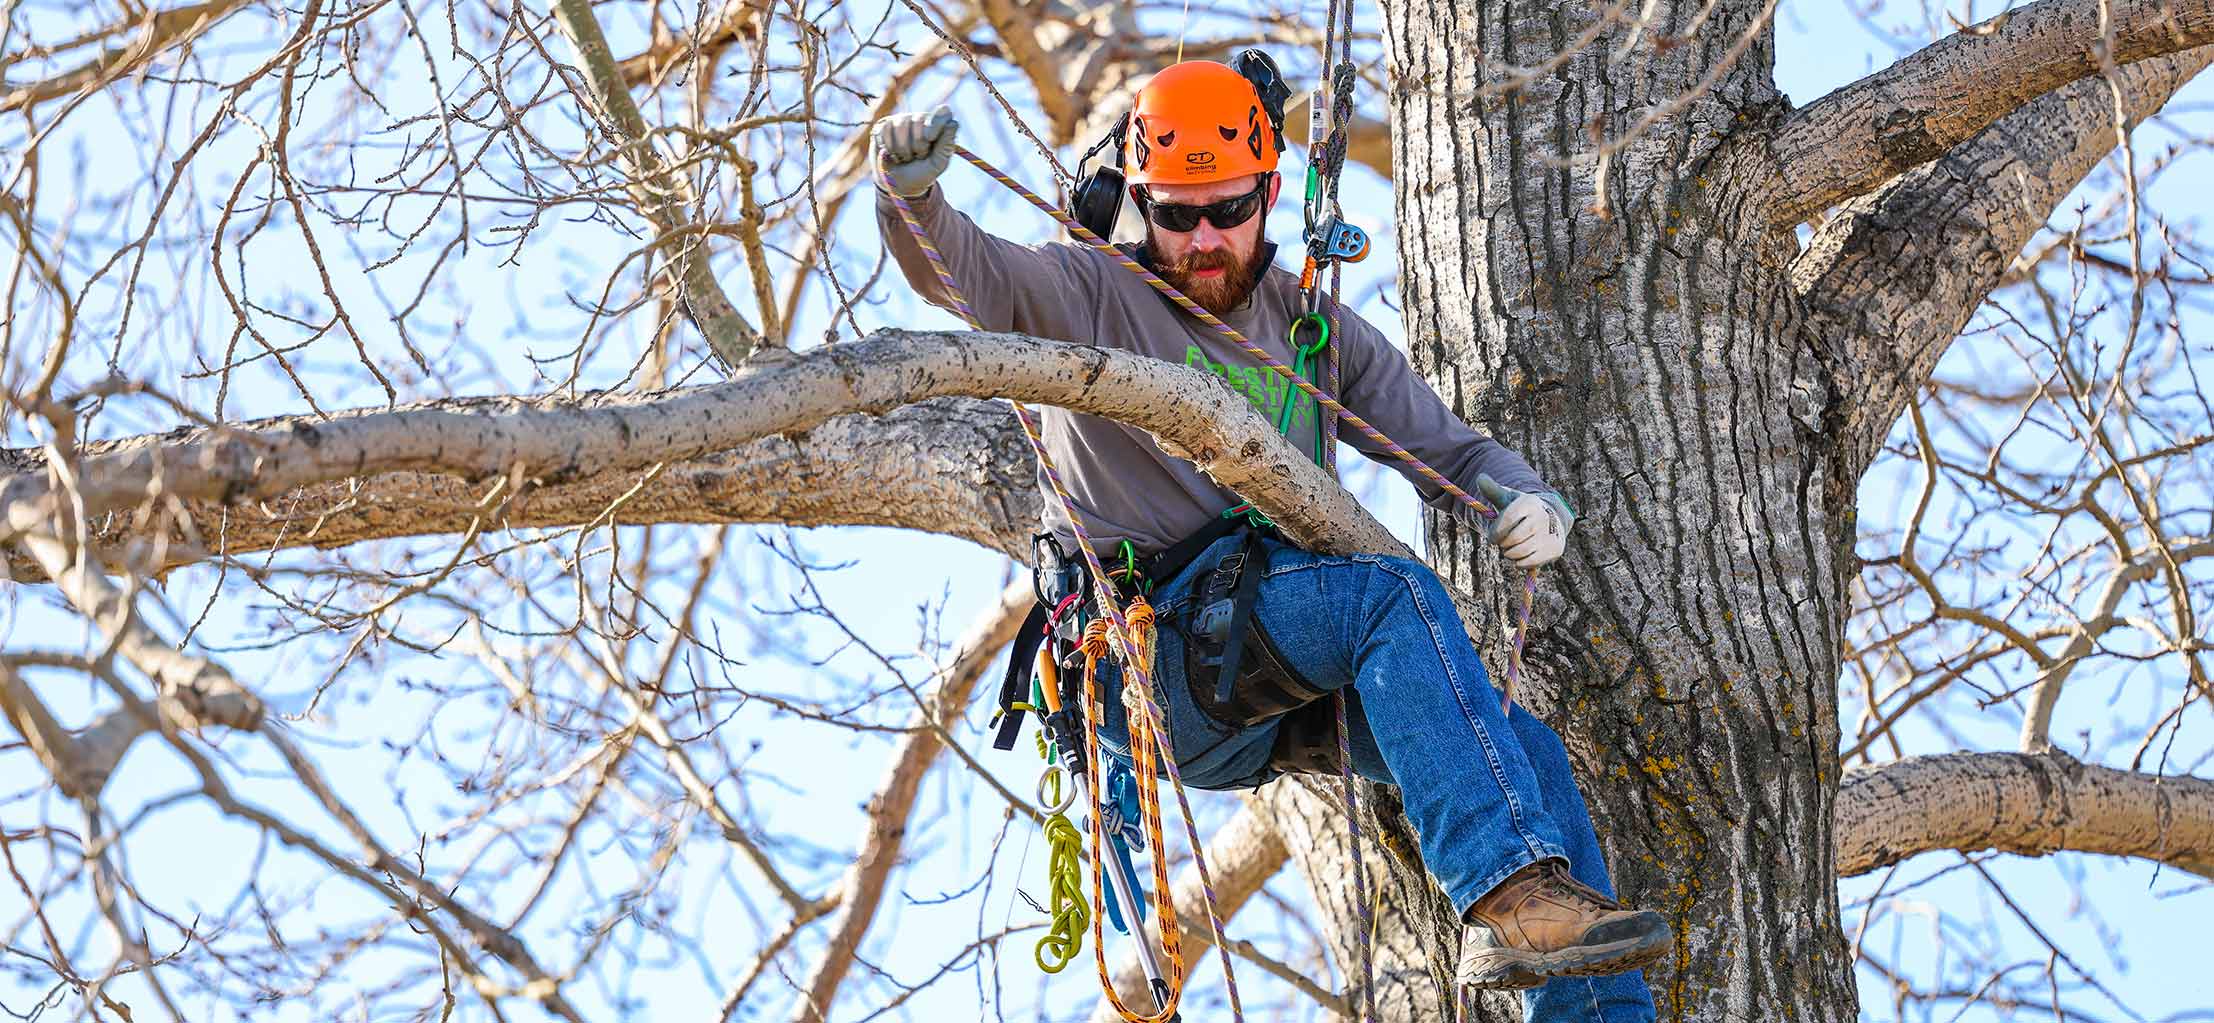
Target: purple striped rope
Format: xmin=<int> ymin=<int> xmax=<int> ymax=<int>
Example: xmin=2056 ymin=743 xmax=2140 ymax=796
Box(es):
xmin=1336 ymin=692 xmax=1376 ymax=1021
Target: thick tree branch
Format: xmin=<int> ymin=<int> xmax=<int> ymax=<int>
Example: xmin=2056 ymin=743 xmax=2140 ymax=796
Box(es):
xmin=1837 ymin=750 xmax=2214 ymax=880
xmin=0 ymin=330 xmax=1402 ymax=567
xmin=1768 ymin=0 xmax=2214 ymax=225
xmin=1790 ymin=48 xmax=2213 ymax=479
xmin=548 ymin=0 xmax=764 ymax=364
xmin=1 ymin=400 xmax=1042 ymax=581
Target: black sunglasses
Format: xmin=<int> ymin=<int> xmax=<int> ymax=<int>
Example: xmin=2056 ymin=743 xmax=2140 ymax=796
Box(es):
xmin=1133 ymin=175 xmax=1272 ymax=233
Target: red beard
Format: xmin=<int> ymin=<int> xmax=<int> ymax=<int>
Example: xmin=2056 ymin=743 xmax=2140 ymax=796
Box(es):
xmin=1155 ymin=243 xmax=1261 ymax=315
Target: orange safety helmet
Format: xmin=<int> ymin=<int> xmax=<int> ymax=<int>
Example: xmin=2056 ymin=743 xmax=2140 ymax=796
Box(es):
xmin=1122 ymin=60 xmax=1281 ymax=185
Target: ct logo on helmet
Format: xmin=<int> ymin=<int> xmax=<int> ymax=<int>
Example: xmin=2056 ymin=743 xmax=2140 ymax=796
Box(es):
xmin=1185 ymin=151 xmax=1217 ymax=173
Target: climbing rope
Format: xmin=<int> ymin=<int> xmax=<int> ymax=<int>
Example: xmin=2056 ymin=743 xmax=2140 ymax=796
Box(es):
xmin=1303 ymin=13 xmax=1379 ymax=1018
xmin=884 ymin=175 xmax=1246 ymax=1023
xmin=944 ymin=144 xmax=1541 ymax=713
xmin=1078 ymin=615 xmax=1192 ymax=1022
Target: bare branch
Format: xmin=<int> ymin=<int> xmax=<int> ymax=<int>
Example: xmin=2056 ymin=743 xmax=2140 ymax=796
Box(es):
xmin=0 ymin=0 xmax=253 ymax=115
xmin=0 ymin=659 xmax=96 ymax=798
xmin=792 ymin=581 xmax=1032 ymax=1021
xmin=615 ymin=0 xmax=770 ymax=89
xmin=1768 ymin=0 xmax=2214 ymax=225
xmin=2020 ymin=539 xmax=2214 ymax=751
xmin=1790 ymin=48 xmax=2214 ymax=480
xmin=1837 ymin=750 xmax=2214 ymax=880
xmin=547 ymin=0 xmax=765 ymax=365
xmin=7 ymin=524 xmax=263 ymax=733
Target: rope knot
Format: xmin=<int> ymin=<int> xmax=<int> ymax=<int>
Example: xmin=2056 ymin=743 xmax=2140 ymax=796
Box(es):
xmin=1081 ymin=618 xmax=1112 ymax=658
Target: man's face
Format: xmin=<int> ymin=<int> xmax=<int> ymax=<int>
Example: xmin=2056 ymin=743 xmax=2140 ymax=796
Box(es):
xmin=1137 ymin=172 xmax=1280 ymax=315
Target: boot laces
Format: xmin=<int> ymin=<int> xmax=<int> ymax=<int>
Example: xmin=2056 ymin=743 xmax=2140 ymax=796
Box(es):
xmin=1542 ymin=861 xmax=1622 ymax=912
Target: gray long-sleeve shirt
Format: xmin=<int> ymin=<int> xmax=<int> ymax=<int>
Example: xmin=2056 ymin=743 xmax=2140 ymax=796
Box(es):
xmin=878 ymin=186 xmax=1548 ymax=557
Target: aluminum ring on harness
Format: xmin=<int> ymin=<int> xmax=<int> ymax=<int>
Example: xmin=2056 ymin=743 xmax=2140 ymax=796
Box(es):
xmin=1036 ymin=764 xmax=1077 ymax=815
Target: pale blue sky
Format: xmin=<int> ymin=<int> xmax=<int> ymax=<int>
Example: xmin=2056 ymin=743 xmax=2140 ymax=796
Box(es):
xmin=1 ymin=0 xmax=2209 ymax=1020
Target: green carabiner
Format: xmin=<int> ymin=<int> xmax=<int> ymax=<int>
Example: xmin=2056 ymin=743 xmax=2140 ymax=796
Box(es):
xmin=1278 ymin=313 xmax=1332 ymax=438
xmin=1289 ymin=311 xmax=1331 ymax=357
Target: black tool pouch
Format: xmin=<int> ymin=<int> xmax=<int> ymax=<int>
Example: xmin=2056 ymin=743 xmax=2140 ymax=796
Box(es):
xmin=1181 ymin=531 xmax=1329 ymax=729
xmin=1265 ymin=694 xmax=1353 ymax=776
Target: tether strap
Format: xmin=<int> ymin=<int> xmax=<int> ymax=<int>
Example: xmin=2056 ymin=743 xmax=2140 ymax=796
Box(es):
xmin=1140 ymin=515 xmax=1243 ymax=587
xmin=993 ymin=601 xmax=1053 ymax=750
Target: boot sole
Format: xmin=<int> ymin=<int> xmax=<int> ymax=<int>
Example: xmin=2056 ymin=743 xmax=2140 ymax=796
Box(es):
xmin=1458 ymin=927 xmax=1672 ymax=991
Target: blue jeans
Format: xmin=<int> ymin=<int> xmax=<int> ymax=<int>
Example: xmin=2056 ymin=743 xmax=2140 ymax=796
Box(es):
xmin=1093 ymin=534 xmax=1656 ymax=1023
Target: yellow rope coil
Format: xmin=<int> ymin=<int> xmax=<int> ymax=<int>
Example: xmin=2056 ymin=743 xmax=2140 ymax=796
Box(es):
xmin=1036 ymin=810 xmax=1091 ymax=974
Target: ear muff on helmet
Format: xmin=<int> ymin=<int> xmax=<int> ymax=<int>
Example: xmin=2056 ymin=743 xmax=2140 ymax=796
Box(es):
xmin=1067 ymin=114 xmax=1128 ymax=240
xmin=1229 ymin=49 xmax=1291 ymax=156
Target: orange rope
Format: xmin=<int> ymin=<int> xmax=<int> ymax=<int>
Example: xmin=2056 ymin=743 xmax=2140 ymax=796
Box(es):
xmin=1080 ymin=612 xmax=1186 ymax=1022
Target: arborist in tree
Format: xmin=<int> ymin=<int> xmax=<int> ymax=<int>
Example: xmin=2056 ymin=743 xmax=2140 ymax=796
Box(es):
xmin=873 ymin=56 xmax=1668 ymax=1019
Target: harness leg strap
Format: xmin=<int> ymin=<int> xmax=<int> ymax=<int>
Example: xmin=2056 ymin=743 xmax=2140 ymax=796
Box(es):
xmin=1212 ymin=527 xmax=1267 ymax=707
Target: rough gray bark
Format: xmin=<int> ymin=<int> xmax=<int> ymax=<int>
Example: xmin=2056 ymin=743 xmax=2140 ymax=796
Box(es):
xmin=1344 ymin=0 xmax=2214 ymax=1019
xmin=1384 ymin=0 xmax=1840 ymax=1019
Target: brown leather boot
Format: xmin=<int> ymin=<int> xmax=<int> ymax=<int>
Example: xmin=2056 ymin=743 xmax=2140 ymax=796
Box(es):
xmin=1456 ymin=860 xmax=1671 ymax=991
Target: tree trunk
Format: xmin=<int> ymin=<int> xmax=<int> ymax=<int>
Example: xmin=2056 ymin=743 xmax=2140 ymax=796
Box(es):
xmin=1367 ymin=0 xmax=1859 ymax=1019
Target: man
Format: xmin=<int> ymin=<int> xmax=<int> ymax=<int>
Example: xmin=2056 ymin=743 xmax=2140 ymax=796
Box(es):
xmin=874 ymin=58 xmax=1668 ymax=1020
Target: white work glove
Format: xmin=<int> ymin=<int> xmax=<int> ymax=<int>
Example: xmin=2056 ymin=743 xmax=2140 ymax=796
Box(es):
xmin=1474 ymin=474 xmax=1575 ymax=569
xmin=874 ymin=106 xmax=959 ymax=197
